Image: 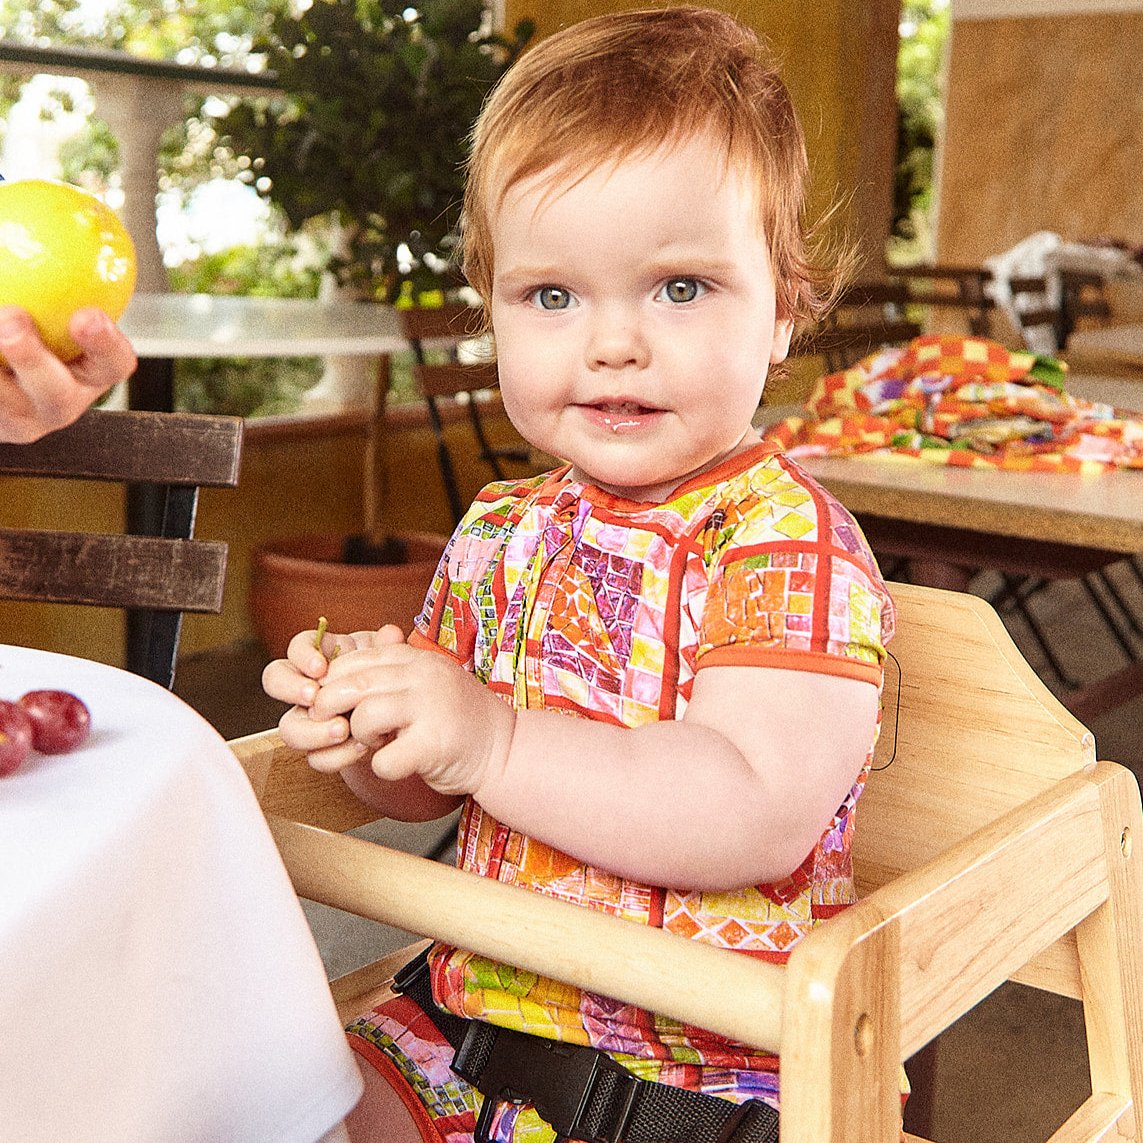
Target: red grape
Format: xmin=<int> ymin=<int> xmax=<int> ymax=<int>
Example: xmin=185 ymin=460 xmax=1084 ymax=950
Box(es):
xmin=0 ymin=700 xmax=34 ymax=776
xmin=18 ymin=689 xmax=92 ymax=754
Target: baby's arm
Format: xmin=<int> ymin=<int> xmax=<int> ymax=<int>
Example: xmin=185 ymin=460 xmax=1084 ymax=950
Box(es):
xmin=303 ymin=640 xmax=878 ymax=890
xmin=483 ymin=664 xmax=877 ymax=889
xmin=0 ymin=306 xmax=136 ymax=442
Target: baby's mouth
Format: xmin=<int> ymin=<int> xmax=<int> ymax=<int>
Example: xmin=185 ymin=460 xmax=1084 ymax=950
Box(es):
xmin=580 ymin=399 xmax=664 ymax=433
xmin=593 ymin=400 xmax=655 ymax=415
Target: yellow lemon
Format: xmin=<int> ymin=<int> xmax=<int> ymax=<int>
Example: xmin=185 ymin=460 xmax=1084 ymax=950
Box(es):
xmin=0 ymin=178 xmax=137 ymax=362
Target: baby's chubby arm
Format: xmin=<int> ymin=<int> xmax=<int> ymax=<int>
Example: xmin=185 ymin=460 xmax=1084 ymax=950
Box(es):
xmin=271 ymin=630 xmax=878 ymax=890
xmin=0 ymin=306 xmax=136 ymax=443
xmin=482 ymin=664 xmax=878 ymax=890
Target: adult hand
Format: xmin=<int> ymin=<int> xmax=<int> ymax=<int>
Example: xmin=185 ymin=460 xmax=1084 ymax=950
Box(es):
xmin=0 ymin=305 xmax=137 ymax=443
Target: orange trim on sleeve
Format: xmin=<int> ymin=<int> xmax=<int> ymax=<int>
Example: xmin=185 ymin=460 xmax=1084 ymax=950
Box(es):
xmin=695 ymin=645 xmax=884 ymax=687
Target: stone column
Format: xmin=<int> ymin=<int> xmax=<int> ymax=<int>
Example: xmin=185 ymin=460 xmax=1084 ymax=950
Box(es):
xmin=88 ymin=72 xmax=187 ymax=294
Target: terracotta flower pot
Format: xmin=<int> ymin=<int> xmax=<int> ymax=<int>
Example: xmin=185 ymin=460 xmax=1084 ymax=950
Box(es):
xmin=250 ymin=531 xmax=449 ymax=658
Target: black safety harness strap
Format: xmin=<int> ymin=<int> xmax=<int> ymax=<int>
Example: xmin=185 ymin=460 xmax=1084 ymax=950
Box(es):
xmin=393 ymin=949 xmax=779 ymax=1143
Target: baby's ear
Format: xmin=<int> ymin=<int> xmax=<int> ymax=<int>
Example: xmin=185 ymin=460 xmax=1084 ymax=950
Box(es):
xmin=769 ymin=314 xmax=795 ymax=365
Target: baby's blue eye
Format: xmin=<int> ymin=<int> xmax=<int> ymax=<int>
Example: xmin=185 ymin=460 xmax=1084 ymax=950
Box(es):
xmin=533 ymin=286 xmax=573 ymax=310
xmin=660 ymin=278 xmax=704 ymax=304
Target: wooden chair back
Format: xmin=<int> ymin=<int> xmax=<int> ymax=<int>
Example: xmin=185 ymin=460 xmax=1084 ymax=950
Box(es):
xmin=0 ymin=408 xmax=242 ymax=687
xmin=398 ymin=304 xmax=534 ymax=525
xmin=230 ymin=583 xmax=1143 ymax=1141
xmin=890 ymin=264 xmax=995 ymax=337
xmin=791 ymin=279 xmax=922 ymax=373
xmin=1005 ymin=269 xmax=1112 ymax=352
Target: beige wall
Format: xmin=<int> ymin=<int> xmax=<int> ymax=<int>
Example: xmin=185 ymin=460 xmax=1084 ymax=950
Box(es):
xmin=503 ymin=0 xmax=902 ymax=274
xmin=937 ymin=5 xmax=1143 ymax=263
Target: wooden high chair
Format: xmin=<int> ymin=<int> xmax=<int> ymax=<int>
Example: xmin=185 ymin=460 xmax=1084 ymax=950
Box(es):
xmin=231 ymin=583 xmax=1143 ymax=1142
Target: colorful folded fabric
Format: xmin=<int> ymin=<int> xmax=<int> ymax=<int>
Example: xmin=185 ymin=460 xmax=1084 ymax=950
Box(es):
xmin=767 ymin=335 xmax=1143 ymax=473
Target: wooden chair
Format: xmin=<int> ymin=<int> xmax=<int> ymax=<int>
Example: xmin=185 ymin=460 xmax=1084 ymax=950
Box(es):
xmin=0 ymin=407 xmax=242 ymax=688
xmin=890 ymin=264 xmax=995 ymax=338
xmin=399 ymin=304 xmax=535 ymax=525
xmin=791 ymin=280 xmax=922 ymax=374
xmin=1001 ymin=269 xmax=1113 ymax=354
xmin=230 ymin=582 xmax=1143 ymax=1142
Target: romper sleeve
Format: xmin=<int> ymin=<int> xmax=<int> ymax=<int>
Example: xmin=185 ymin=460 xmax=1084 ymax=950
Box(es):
xmin=694 ymin=459 xmax=894 ymax=687
xmin=412 ymin=477 xmax=534 ymax=669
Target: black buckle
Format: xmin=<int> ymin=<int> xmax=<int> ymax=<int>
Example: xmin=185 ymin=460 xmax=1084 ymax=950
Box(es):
xmin=717 ymin=1098 xmax=779 ymax=1143
xmin=453 ymin=1020 xmax=640 ymax=1143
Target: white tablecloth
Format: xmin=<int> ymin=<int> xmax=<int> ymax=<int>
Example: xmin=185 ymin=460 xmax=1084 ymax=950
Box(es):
xmin=0 ymin=646 xmax=363 ymax=1142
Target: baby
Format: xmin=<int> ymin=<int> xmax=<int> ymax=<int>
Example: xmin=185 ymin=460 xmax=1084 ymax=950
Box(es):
xmin=264 ymin=8 xmax=895 ymax=1142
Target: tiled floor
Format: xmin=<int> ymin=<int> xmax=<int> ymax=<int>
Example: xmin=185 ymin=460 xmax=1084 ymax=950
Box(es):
xmin=174 ymin=559 xmax=1143 ymax=1142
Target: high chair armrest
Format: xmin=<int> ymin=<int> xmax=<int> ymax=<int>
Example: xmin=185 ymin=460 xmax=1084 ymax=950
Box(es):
xmin=778 ymin=761 xmax=1143 ymax=1143
xmin=264 ymin=813 xmax=788 ymax=1054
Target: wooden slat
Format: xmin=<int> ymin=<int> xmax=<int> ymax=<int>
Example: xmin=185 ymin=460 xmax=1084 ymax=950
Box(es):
xmin=413 ymin=360 xmax=499 ymax=400
xmin=267 ymin=815 xmax=789 ymax=1054
xmin=398 ymin=303 xmax=483 ymax=342
xmin=1046 ymin=1093 xmax=1133 ymax=1142
xmin=0 ymin=529 xmax=227 ymax=611
xmin=0 ymin=409 xmax=242 ymax=486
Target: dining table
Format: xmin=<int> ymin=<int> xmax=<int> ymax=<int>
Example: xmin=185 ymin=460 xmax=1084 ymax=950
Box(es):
xmin=118 ymin=291 xmax=411 ymax=414
xmin=1065 ymin=323 xmax=1143 ymax=379
xmin=0 ymin=643 xmax=363 ymax=1142
xmin=755 ymin=372 xmax=1143 ymax=719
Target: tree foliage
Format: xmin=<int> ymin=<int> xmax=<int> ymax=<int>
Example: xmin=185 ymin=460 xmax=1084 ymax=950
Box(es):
xmin=215 ymin=0 xmax=532 ymax=299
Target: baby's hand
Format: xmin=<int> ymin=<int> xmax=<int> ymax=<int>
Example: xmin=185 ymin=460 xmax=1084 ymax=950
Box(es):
xmin=0 ymin=306 xmax=137 ymax=443
xmin=307 ymin=641 xmax=515 ymax=797
xmin=263 ymin=623 xmax=407 ymax=760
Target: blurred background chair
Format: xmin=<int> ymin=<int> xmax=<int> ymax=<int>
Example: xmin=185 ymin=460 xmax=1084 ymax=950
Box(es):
xmin=0 ymin=407 xmax=242 ymax=687
xmin=791 ymin=279 xmax=922 ymax=373
xmin=399 ymin=304 xmax=536 ymax=526
xmin=891 ymin=264 xmax=995 ymax=338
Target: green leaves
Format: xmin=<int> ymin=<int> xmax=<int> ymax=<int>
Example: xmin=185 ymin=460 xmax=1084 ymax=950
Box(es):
xmin=214 ymin=0 xmax=532 ymax=299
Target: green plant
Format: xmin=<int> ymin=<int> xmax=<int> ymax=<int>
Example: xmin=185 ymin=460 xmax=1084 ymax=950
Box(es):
xmin=890 ymin=0 xmax=949 ymax=265
xmin=215 ymin=0 xmax=533 ymax=299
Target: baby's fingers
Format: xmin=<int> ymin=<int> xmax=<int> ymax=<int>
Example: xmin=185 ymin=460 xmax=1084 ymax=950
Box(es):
xmin=262 ymin=657 xmax=320 ymax=705
xmin=276 ymin=703 xmax=352 ymax=752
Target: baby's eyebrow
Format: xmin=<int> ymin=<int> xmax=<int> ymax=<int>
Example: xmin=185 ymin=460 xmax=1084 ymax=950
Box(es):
xmin=495 ymin=264 xmax=566 ymax=288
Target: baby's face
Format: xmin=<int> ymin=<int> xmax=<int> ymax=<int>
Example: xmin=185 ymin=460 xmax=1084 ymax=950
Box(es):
xmin=489 ymin=131 xmax=793 ymax=503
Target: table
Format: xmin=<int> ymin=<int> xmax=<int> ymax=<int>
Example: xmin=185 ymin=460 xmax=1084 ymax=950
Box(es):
xmin=756 ymin=374 xmax=1143 ymax=718
xmin=757 ymin=374 xmax=1143 ymax=556
xmin=0 ymin=645 xmax=363 ymax=1142
xmin=1066 ymin=323 xmax=1143 ymax=379
xmin=118 ymin=292 xmax=410 ymax=412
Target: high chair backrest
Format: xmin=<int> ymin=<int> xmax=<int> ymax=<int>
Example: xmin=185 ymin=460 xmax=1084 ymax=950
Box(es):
xmin=860 ymin=583 xmax=1094 ymax=888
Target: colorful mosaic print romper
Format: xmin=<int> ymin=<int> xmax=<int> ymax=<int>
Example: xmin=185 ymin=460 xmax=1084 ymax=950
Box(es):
xmin=346 ymin=441 xmax=896 ymax=1142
